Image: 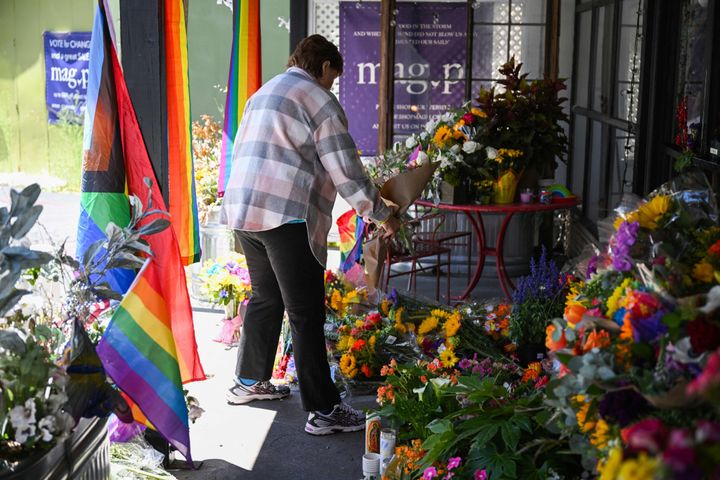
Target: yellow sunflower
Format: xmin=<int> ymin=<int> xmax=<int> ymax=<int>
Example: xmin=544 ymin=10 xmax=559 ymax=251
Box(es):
xmin=635 ymin=194 xmax=671 ymax=230
xmin=418 ymin=316 xmax=439 ymax=335
xmin=340 ymin=353 xmax=358 ymax=378
xmin=439 ymin=348 xmax=458 ymax=368
xmin=330 ymin=290 xmax=345 ymax=312
xmin=433 ymin=125 xmax=453 ymax=148
xmin=692 ymin=261 xmax=715 ymax=283
xmin=443 ymin=317 xmax=461 ymax=337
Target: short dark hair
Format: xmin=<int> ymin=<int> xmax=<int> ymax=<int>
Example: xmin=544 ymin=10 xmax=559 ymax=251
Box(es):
xmin=287 ymin=34 xmax=343 ymax=78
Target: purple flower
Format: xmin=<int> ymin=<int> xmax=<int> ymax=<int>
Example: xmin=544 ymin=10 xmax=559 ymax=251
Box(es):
xmin=447 ymin=457 xmax=461 ymax=470
xmin=458 ymin=358 xmax=473 ymax=370
xmin=512 ymin=246 xmax=565 ymax=304
xmin=423 ymin=466 xmax=438 ymax=480
xmin=697 ymin=420 xmax=720 ymax=443
xmin=474 ymin=469 xmax=488 ymax=480
xmin=598 ymin=388 xmax=649 ymax=426
xmin=586 ymin=254 xmax=599 ymax=279
xmin=630 ymin=309 xmax=668 ymax=343
xmin=611 ymin=221 xmax=639 ymax=272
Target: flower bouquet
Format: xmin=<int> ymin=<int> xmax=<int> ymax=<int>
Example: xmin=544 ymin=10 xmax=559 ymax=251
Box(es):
xmin=198 ymin=252 xmax=251 ymax=345
xmin=192 ymin=115 xmax=222 ymax=224
xmin=543 ymin=172 xmax=720 ymax=476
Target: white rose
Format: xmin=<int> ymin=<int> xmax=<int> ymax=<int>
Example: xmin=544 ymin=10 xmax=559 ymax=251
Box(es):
xmin=462 ymin=141 xmax=478 ymax=154
xmin=420 ymin=132 xmax=429 ymax=141
xmin=405 ymin=136 xmax=418 ymax=149
xmin=450 ymin=144 xmax=461 ymax=154
xmin=485 ymin=146 xmax=498 ymax=159
xmin=415 ymin=151 xmax=429 ymax=166
xmin=425 ymin=117 xmax=439 ymax=133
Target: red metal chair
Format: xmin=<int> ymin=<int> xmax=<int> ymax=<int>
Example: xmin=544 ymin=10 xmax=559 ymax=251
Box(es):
xmin=379 ymin=211 xmax=452 ymax=302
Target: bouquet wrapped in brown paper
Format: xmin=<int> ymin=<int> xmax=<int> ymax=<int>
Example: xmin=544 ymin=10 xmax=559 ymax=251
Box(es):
xmin=363 ymin=161 xmax=439 ymax=290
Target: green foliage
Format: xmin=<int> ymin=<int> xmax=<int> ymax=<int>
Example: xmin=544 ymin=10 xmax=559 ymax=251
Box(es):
xmin=475 ymin=57 xmax=569 ymax=176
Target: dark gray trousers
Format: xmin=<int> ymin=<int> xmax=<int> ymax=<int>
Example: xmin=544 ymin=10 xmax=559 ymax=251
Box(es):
xmin=233 ymin=223 xmax=340 ymax=411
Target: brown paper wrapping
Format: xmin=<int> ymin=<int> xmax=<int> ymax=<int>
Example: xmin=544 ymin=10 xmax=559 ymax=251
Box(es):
xmin=363 ymin=162 xmax=439 ymax=290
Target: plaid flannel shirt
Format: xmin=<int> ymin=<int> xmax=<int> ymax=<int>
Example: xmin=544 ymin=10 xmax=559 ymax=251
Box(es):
xmin=220 ymin=67 xmax=390 ymax=266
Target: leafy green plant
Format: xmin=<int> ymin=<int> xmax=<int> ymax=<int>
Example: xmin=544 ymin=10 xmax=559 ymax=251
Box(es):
xmin=475 ymin=57 xmax=569 ymax=177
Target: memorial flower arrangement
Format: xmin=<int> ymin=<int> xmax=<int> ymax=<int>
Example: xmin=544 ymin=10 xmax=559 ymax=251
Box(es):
xmin=198 ymin=252 xmax=252 ymax=316
xmin=542 ymin=173 xmax=720 ymax=477
xmin=509 ymin=246 xmax=568 ymax=362
xmin=325 ymin=269 xmax=368 ymax=317
xmin=192 ymin=115 xmax=222 ymax=224
xmin=0 ymin=183 xmax=169 ymax=468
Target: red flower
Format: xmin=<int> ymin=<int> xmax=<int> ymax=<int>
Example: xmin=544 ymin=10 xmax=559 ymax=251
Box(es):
xmin=534 ymin=375 xmax=549 ymax=390
xmin=709 ymin=240 xmax=720 ymax=257
xmin=366 ymin=312 xmax=382 ymax=325
xmin=462 ymin=112 xmax=475 ymax=125
xmin=325 ymin=270 xmax=336 ymax=283
xmin=351 ymin=339 xmax=367 ymax=351
xmin=621 ymin=418 xmax=669 ymax=454
xmin=687 ymin=318 xmax=720 ymax=353
xmin=361 ymin=364 xmax=372 ymax=378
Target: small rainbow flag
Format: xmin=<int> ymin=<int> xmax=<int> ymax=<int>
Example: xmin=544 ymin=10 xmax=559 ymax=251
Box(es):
xmin=336 ymin=209 xmax=365 ymax=272
xmin=98 ymin=259 xmax=191 ymax=460
xmin=164 ymin=0 xmax=200 ymax=265
xmin=218 ymin=0 xmax=261 ymax=196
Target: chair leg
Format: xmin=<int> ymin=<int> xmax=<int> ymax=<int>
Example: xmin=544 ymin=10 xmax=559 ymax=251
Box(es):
xmin=446 ymin=250 xmax=451 ymax=304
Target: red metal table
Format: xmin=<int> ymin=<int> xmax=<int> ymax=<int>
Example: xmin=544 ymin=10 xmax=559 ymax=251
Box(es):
xmin=415 ymin=197 xmax=581 ymax=300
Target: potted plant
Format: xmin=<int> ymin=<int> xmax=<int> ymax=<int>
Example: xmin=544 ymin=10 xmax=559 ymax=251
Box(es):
xmin=509 ymin=247 xmax=568 ymax=365
xmin=0 ymin=183 xmax=169 ymax=475
xmin=475 ymin=57 xmax=569 ymax=186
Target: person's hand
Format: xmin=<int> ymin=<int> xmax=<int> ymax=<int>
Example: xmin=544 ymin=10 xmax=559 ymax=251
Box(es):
xmin=380 ymin=215 xmax=401 ymax=239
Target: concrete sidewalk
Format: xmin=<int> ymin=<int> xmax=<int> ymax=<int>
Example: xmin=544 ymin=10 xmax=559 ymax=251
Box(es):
xmin=173 ymin=309 xmax=372 ymax=480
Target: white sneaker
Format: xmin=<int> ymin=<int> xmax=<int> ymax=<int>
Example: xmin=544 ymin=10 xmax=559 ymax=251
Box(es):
xmin=304 ymin=403 xmax=365 ymax=435
xmin=226 ymin=381 xmax=291 ymax=405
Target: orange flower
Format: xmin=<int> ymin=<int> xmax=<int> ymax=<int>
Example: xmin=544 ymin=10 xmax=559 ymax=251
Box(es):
xmin=546 ymin=324 xmax=567 ymax=351
xmin=522 ymin=362 xmax=542 ymax=383
xmin=351 ymin=339 xmax=366 ymax=351
xmin=564 ymin=304 xmax=587 ymax=325
xmin=361 ymin=364 xmax=372 ymax=378
xmin=420 ymin=375 xmax=428 ymax=383
xmin=583 ymin=329 xmax=611 ymax=352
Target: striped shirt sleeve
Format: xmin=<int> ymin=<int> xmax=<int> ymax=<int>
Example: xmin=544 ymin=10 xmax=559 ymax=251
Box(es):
xmin=313 ymin=108 xmax=391 ymax=223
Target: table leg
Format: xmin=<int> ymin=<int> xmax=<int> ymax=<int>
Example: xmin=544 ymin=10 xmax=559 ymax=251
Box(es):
xmin=451 ymin=211 xmax=486 ymax=301
xmin=495 ymin=212 xmax=515 ymax=298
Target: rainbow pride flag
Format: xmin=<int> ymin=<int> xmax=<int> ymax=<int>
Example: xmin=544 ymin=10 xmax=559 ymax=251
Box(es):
xmin=98 ymin=259 xmax=191 ymax=460
xmin=164 ymin=0 xmax=200 ymax=265
xmin=336 ymin=209 xmax=365 ymax=272
xmin=218 ymin=0 xmax=261 ymax=195
xmin=81 ymin=1 xmax=205 ymax=460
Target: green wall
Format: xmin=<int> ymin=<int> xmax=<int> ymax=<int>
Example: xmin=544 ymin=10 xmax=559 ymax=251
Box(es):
xmin=0 ymin=0 xmax=94 ymax=190
xmin=0 ymin=0 xmax=290 ymax=190
xmin=187 ymin=0 xmax=290 ymax=121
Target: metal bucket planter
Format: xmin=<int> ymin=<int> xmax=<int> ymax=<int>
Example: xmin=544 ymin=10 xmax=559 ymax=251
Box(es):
xmin=0 ymin=417 xmax=109 ymax=480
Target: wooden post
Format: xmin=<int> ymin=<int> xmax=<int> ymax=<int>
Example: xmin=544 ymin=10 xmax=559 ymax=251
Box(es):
xmin=290 ymin=0 xmax=308 ymax=53
xmin=544 ymin=0 xmax=560 ymax=79
xmin=378 ymin=0 xmax=396 ymax=153
xmin=119 ymin=0 xmax=169 ymax=205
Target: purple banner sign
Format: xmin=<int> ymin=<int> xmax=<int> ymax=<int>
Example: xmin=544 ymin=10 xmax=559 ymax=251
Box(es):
xmin=339 ymin=2 xmax=467 ymax=155
xmin=43 ymin=31 xmax=91 ymax=124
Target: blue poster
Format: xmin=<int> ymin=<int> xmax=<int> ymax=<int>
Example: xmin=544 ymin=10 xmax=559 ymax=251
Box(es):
xmin=43 ymin=31 xmax=91 ymax=124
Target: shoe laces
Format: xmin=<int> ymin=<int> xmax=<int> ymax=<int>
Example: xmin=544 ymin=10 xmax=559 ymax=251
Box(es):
xmin=334 ymin=402 xmax=363 ymax=420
